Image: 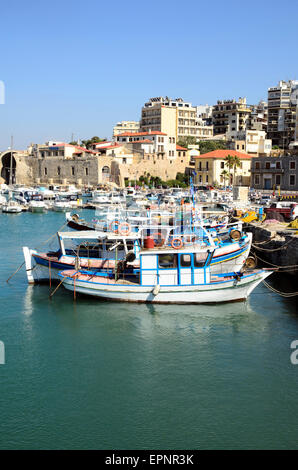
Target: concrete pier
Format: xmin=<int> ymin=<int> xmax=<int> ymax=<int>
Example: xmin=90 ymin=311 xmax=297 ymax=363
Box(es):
xmin=243 ymin=220 xmax=298 ymax=278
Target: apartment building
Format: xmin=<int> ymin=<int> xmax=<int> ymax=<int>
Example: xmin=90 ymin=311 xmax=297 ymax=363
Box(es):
xmin=248 ymin=101 xmax=268 ymax=132
xmin=113 ymin=120 xmax=140 ymax=136
xmin=140 ymin=96 xmax=213 ymax=143
xmin=193 ymin=149 xmax=252 ymax=187
xmin=227 ymin=130 xmax=272 ymax=156
xmin=251 ymin=155 xmax=298 ymax=190
xmin=196 ymin=104 xmax=213 ymax=126
xmin=115 ymin=130 xmax=177 ymax=159
xmin=212 ymin=98 xmax=252 ymax=135
xmin=267 ymin=80 xmax=298 ymax=148
xmin=294 ymin=111 xmax=298 ymax=147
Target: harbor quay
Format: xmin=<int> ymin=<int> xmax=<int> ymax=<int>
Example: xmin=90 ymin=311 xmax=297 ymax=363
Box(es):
xmin=242 ymin=220 xmax=298 ymax=279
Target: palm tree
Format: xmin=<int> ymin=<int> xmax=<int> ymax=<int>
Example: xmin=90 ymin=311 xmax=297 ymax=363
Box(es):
xmin=224 ymin=154 xmax=235 ymax=185
xmin=232 ymin=156 xmax=241 ymax=186
xmin=221 ymin=169 xmax=229 ymax=190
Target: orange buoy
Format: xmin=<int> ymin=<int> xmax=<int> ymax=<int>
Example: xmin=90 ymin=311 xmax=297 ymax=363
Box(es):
xmin=118 ymin=222 xmax=131 ymax=236
xmin=171 ymin=237 xmax=183 ymax=249
xmin=109 ymin=220 xmax=120 ymax=233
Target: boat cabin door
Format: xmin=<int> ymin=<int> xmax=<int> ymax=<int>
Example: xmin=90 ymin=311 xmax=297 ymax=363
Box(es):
xmin=178 ymin=252 xmax=211 ymax=286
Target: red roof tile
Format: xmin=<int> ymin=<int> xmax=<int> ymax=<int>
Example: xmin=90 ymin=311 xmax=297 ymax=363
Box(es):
xmin=96 ymin=143 xmax=122 ymax=150
xmin=193 ymin=150 xmax=252 ymax=160
xmin=176 ymin=145 xmax=188 ymax=150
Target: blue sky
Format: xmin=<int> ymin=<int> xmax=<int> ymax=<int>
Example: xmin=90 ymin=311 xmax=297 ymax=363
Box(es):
xmin=0 ymin=0 xmax=297 ymax=149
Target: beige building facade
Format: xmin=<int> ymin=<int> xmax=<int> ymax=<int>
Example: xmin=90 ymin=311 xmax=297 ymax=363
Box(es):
xmin=194 ymin=150 xmax=252 ymax=187
xmin=140 ymin=96 xmax=213 ymax=144
xmin=227 ymin=130 xmax=272 ymax=156
xmin=212 ymin=98 xmax=252 ymax=136
xmin=113 ymin=120 xmax=140 ymax=136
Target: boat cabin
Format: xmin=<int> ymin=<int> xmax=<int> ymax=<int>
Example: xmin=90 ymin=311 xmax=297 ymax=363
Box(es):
xmin=139 ymin=247 xmax=214 ymax=287
xmin=56 ymin=231 xmax=141 ymax=261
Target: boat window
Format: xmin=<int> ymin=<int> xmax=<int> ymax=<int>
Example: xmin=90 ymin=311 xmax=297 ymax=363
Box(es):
xmin=158 ymin=254 xmax=177 ymax=269
xmin=180 ymin=254 xmax=191 ymax=267
xmin=194 ymin=252 xmax=208 ymax=268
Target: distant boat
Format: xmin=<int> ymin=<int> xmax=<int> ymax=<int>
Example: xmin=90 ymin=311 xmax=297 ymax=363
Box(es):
xmin=29 ymin=200 xmax=48 ymax=213
xmin=2 ymin=199 xmax=23 ymax=213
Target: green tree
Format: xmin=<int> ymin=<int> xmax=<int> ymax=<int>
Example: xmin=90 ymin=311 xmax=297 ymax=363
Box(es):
xmin=221 ymin=169 xmax=229 ymax=189
xmin=199 ymin=140 xmax=227 ymax=155
xmin=80 ymin=136 xmax=107 ymax=149
xmin=232 ymin=156 xmax=241 ymax=186
xmin=176 ymin=172 xmax=190 ymax=186
xmin=224 ymin=154 xmax=235 ymax=185
xmin=177 ymin=136 xmax=197 ymax=148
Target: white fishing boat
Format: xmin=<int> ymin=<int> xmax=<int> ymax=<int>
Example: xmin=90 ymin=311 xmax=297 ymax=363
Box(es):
xmin=23 ymin=222 xmax=253 ymax=284
xmin=58 ymin=244 xmax=273 ymax=304
xmin=52 ymin=195 xmax=81 ymax=212
xmin=2 ymin=199 xmax=23 ymax=213
xmin=29 ymin=199 xmax=48 ymax=213
xmin=23 ymin=230 xmax=140 ymax=284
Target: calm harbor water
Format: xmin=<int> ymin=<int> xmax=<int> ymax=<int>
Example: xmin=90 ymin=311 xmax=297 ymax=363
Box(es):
xmin=0 ymin=210 xmax=298 ymax=450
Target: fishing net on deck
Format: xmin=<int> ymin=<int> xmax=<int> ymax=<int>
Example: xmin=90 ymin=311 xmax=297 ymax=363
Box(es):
xmin=264 ymin=211 xmax=285 ymax=222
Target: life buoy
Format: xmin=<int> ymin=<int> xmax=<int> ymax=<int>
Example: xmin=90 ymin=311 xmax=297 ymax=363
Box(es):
xmin=230 ymin=229 xmax=241 ymax=241
xmin=244 ymin=256 xmax=257 ymax=269
xmin=118 ymin=222 xmax=131 ymax=236
xmin=171 ymin=237 xmax=183 ymax=249
xmin=109 ymin=220 xmax=120 ymax=233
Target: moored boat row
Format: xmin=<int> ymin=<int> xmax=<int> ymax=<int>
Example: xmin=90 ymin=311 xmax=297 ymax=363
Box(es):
xmin=21 ymin=199 xmax=272 ymax=304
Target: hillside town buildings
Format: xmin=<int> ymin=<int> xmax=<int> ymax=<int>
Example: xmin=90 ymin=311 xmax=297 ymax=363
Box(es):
xmin=1 ymin=82 xmax=298 ymax=189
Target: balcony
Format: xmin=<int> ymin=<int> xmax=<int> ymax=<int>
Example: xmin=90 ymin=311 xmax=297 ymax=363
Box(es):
xmin=255 ymin=168 xmax=284 ymax=173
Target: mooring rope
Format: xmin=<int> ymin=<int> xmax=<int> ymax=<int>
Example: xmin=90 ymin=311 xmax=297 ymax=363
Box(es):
xmin=34 ymin=221 xmax=68 ymax=250
xmin=262 ymin=280 xmax=298 ymax=297
xmin=255 ymin=254 xmax=298 ymax=271
xmin=252 ymin=236 xmax=296 ymax=252
xmin=6 ymin=261 xmax=25 ymax=282
xmin=6 ymin=221 xmax=69 ymax=283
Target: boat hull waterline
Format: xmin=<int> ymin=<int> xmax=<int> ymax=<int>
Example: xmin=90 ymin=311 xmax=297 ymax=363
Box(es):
xmin=59 ymin=269 xmax=272 ymax=304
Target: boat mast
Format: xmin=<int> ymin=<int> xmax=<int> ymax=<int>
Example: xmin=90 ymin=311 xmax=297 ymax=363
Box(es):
xmin=9 ymin=135 xmax=13 ymax=186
